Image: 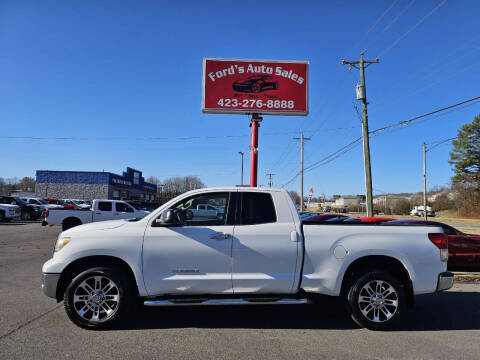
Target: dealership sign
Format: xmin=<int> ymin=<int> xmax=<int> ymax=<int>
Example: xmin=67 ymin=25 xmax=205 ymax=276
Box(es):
xmin=202 ymin=58 xmax=308 ymax=115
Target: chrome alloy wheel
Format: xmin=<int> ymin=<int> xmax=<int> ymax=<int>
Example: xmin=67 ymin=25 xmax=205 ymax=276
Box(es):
xmin=358 ymin=280 xmax=399 ymax=323
xmin=73 ymin=276 xmax=120 ymax=323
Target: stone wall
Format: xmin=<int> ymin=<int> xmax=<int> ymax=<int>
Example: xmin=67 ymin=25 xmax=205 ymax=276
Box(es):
xmin=35 ymin=183 xmax=109 ymax=201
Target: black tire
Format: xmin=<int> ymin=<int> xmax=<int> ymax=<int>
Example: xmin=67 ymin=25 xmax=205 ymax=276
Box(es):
xmin=345 ymin=270 xmax=405 ymax=330
xmin=62 ymin=218 xmax=82 ymax=231
xmin=63 ymin=266 xmax=134 ymax=329
xmin=251 ymin=83 xmax=261 ymax=93
xmin=0 ymin=211 xmax=5 ymax=222
xmin=21 ymin=210 xmax=31 ymax=221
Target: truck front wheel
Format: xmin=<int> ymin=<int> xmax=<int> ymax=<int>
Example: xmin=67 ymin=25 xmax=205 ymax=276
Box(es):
xmin=345 ymin=270 xmax=405 ymax=330
xmin=62 ymin=218 xmax=82 ymax=231
xmin=63 ymin=267 xmax=133 ymax=329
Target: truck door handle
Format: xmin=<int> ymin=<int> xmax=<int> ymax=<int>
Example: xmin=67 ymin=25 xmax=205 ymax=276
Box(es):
xmin=209 ymin=233 xmax=230 ymax=240
xmin=95 ymin=212 xmax=101 ymax=215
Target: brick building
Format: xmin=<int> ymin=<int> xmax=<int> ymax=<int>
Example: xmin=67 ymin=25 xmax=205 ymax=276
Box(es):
xmin=35 ymin=167 xmax=157 ymax=202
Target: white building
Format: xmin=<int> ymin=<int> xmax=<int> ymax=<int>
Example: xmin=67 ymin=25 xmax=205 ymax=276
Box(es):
xmin=335 ymin=195 xmax=362 ymax=206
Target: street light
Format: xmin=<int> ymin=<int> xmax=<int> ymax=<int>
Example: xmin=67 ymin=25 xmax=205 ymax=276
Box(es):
xmin=238 ymin=152 xmax=244 ymax=185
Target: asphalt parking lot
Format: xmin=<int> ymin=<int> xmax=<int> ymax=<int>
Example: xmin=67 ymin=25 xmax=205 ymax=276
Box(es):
xmin=1 ymin=222 xmax=480 ymax=360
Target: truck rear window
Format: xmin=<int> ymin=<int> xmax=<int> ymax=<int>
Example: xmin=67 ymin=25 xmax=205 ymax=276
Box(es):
xmin=239 ymin=192 xmax=276 ymax=225
xmin=98 ymin=202 xmax=112 ymax=211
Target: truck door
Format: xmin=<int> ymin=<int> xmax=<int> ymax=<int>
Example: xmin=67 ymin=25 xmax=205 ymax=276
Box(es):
xmin=94 ymin=201 xmax=115 ymax=222
xmin=143 ymin=191 xmax=235 ymax=296
xmin=115 ymin=202 xmax=135 ymax=219
xmin=231 ymin=191 xmax=299 ymax=294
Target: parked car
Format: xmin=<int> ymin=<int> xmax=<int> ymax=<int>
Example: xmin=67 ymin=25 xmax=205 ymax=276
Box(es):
xmin=56 ymin=200 xmax=77 ymax=210
xmin=344 ymin=217 xmax=396 ymax=224
xmin=43 ymin=199 xmax=150 ymax=230
xmin=59 ymin=199 xmax=90 ymax=209
xmin=0 ymin=196 xmax=42 ymax=220
xmin=411 ymin=206 xmax=435 ymax=217
xmin=127 ymin=201 xmax=161 ymax=212
xmin=323 ymin=205 xmax=331 ymax=212
xmin=71 ymin=199 xmax=91 ymax=209
xmin=386 ymin=219 xmax=480 ymax=269
xmin=0 ymin=203 xmax=21 ymax=222
xmin=22 ymin=197 xmax=64 ymax=211
xmin=336 ymin=207 xmax=349 ymax=213
xmin=190 ymin=203 xmax=225 ymax=220
xmin=42 ymin=187 xmax=452 ymax=330
xmin=302 ymin=213 xmax=349 ymax=222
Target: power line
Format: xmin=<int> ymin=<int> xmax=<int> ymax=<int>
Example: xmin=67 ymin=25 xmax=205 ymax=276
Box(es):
xmin=0 ymin=131 xmax=302 ymax=142
xmin=363 ymin=0 xmax=418 ymax=53
xmin=380 ymin=36 xmax=480 ymax=94
xmin=371 ymin=51 xmax=480 ymax=112
xmin=282 ymin=95 xmax=480 ymax=189
xmin=280 ymin=136 xmax=363 ymax=188
xmin=352 ymin=0 xmax=399 ymax=51
xmin=304 ymin=137 xmax=363 ymax=172
xmin=427 ymin=134 xmax=478 ymax=152
xmin=376 ymin=0 xmax=448 ymax=58
xmin=369 ymin=95 xmax=480 ymax=136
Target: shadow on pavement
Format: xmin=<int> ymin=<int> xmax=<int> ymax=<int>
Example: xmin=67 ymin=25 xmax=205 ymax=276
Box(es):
xmin=117 ymin=290 xmax=480 ymax=332
xmin=0 ymin=220 xmax=41 ymax=226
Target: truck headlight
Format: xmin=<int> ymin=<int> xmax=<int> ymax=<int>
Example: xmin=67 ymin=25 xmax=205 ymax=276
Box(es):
xmin=55 ymin=236 xmax=71 ymax=252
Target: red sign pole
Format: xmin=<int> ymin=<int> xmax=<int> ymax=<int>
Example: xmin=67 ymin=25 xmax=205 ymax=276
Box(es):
xmin=249 ymin=114 xmax=262 ymax=187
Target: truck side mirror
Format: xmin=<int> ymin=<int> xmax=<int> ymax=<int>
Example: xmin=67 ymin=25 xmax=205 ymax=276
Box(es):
xmin=154 ymin=209 xmax=180 ymax=227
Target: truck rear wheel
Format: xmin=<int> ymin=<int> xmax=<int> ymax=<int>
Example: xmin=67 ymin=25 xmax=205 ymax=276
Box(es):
xmin=63 ymin=266 xmax=133 ymax=329
xmin=345 ymin=270 xmax=405 ymax=330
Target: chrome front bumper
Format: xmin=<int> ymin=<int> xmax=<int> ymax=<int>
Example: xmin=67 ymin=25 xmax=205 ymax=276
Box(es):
xmin=42 ymin=273 xmax=60 ymax=299
xmin=436 ymin=272 xmax=454 ymax=291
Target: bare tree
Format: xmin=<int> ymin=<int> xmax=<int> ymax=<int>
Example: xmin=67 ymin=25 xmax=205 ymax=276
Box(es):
xmin=289 ymin=190 xmax=300 ymax=206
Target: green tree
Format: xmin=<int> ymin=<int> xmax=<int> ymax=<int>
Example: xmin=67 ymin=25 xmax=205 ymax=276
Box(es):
xmin=449 ymin=114 xmax=480 ymax=183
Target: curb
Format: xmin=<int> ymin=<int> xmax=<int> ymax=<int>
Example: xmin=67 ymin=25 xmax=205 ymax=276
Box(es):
xmin=454 ymin=273 xmax=480 ymax=283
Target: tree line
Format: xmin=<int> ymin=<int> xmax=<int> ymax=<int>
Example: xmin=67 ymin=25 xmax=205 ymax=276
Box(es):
xmin=0 ymin=177 xmax=36 ymax=195
xmin=145 ymin=175 xmax=206 ymax=203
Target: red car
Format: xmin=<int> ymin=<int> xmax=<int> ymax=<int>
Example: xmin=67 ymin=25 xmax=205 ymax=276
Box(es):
xmin=42 ymin=198 xmax=77 ymax=209
xmin=387 ymin=220 xmax=480 ymax=269
xmin=343 ymin=217 xmax=395 ymax=224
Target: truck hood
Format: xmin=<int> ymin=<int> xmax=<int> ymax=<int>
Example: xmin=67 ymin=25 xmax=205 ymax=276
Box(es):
xmin=63 ymin=219 xmax=128 ymax=235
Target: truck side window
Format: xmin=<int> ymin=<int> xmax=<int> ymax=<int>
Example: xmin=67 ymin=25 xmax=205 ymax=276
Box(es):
xmin=169 ymin=192 xmax=229 ymax=226
xmin=98 ymin=202 xmax=112 ymax=211
xmin=116 ymin=203 xmax=134 ymax=213
xmin=240 ymin=192 xmax=276 ymax=225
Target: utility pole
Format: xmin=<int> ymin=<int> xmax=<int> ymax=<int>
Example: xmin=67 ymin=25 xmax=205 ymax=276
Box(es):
xmin=342 ymin=53 xmax=379 ymax=217
xmin=293 ymin=133 xmax=311 ymax=211
xmin=266 ymin=173 xmax=275 ymax=188
xmin=423 ymin=142 xmax=428 ymax=220
xmin=238 ymin=151 xmax=244 ymax=185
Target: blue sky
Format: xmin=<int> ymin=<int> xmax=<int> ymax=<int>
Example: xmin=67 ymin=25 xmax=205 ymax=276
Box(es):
xmin=1 ymin=0 xmax=479 ymax=197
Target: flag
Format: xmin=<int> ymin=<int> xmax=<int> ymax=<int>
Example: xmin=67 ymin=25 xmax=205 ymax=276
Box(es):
xmin=307 ymin=188 xmax=314 ymax=208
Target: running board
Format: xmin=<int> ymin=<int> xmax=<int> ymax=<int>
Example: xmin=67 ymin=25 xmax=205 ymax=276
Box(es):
xmin=144 ymin=298 xmax=309 ymax=306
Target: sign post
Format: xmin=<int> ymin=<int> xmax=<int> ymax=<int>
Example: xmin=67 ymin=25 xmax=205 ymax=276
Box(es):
xmin=202 ymin=58 xmax=309 ymax=187
xmin=249 ymin=114 xmax=262 ymax=186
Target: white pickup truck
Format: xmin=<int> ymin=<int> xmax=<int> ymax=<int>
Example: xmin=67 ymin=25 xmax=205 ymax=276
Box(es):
xmin=0 ymin=203 xmax=21 ymax=222
xmin=43 ymin=199 xmax=150 ymax=230
xmin=42 ymin=187 xmax=453 ymax=330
